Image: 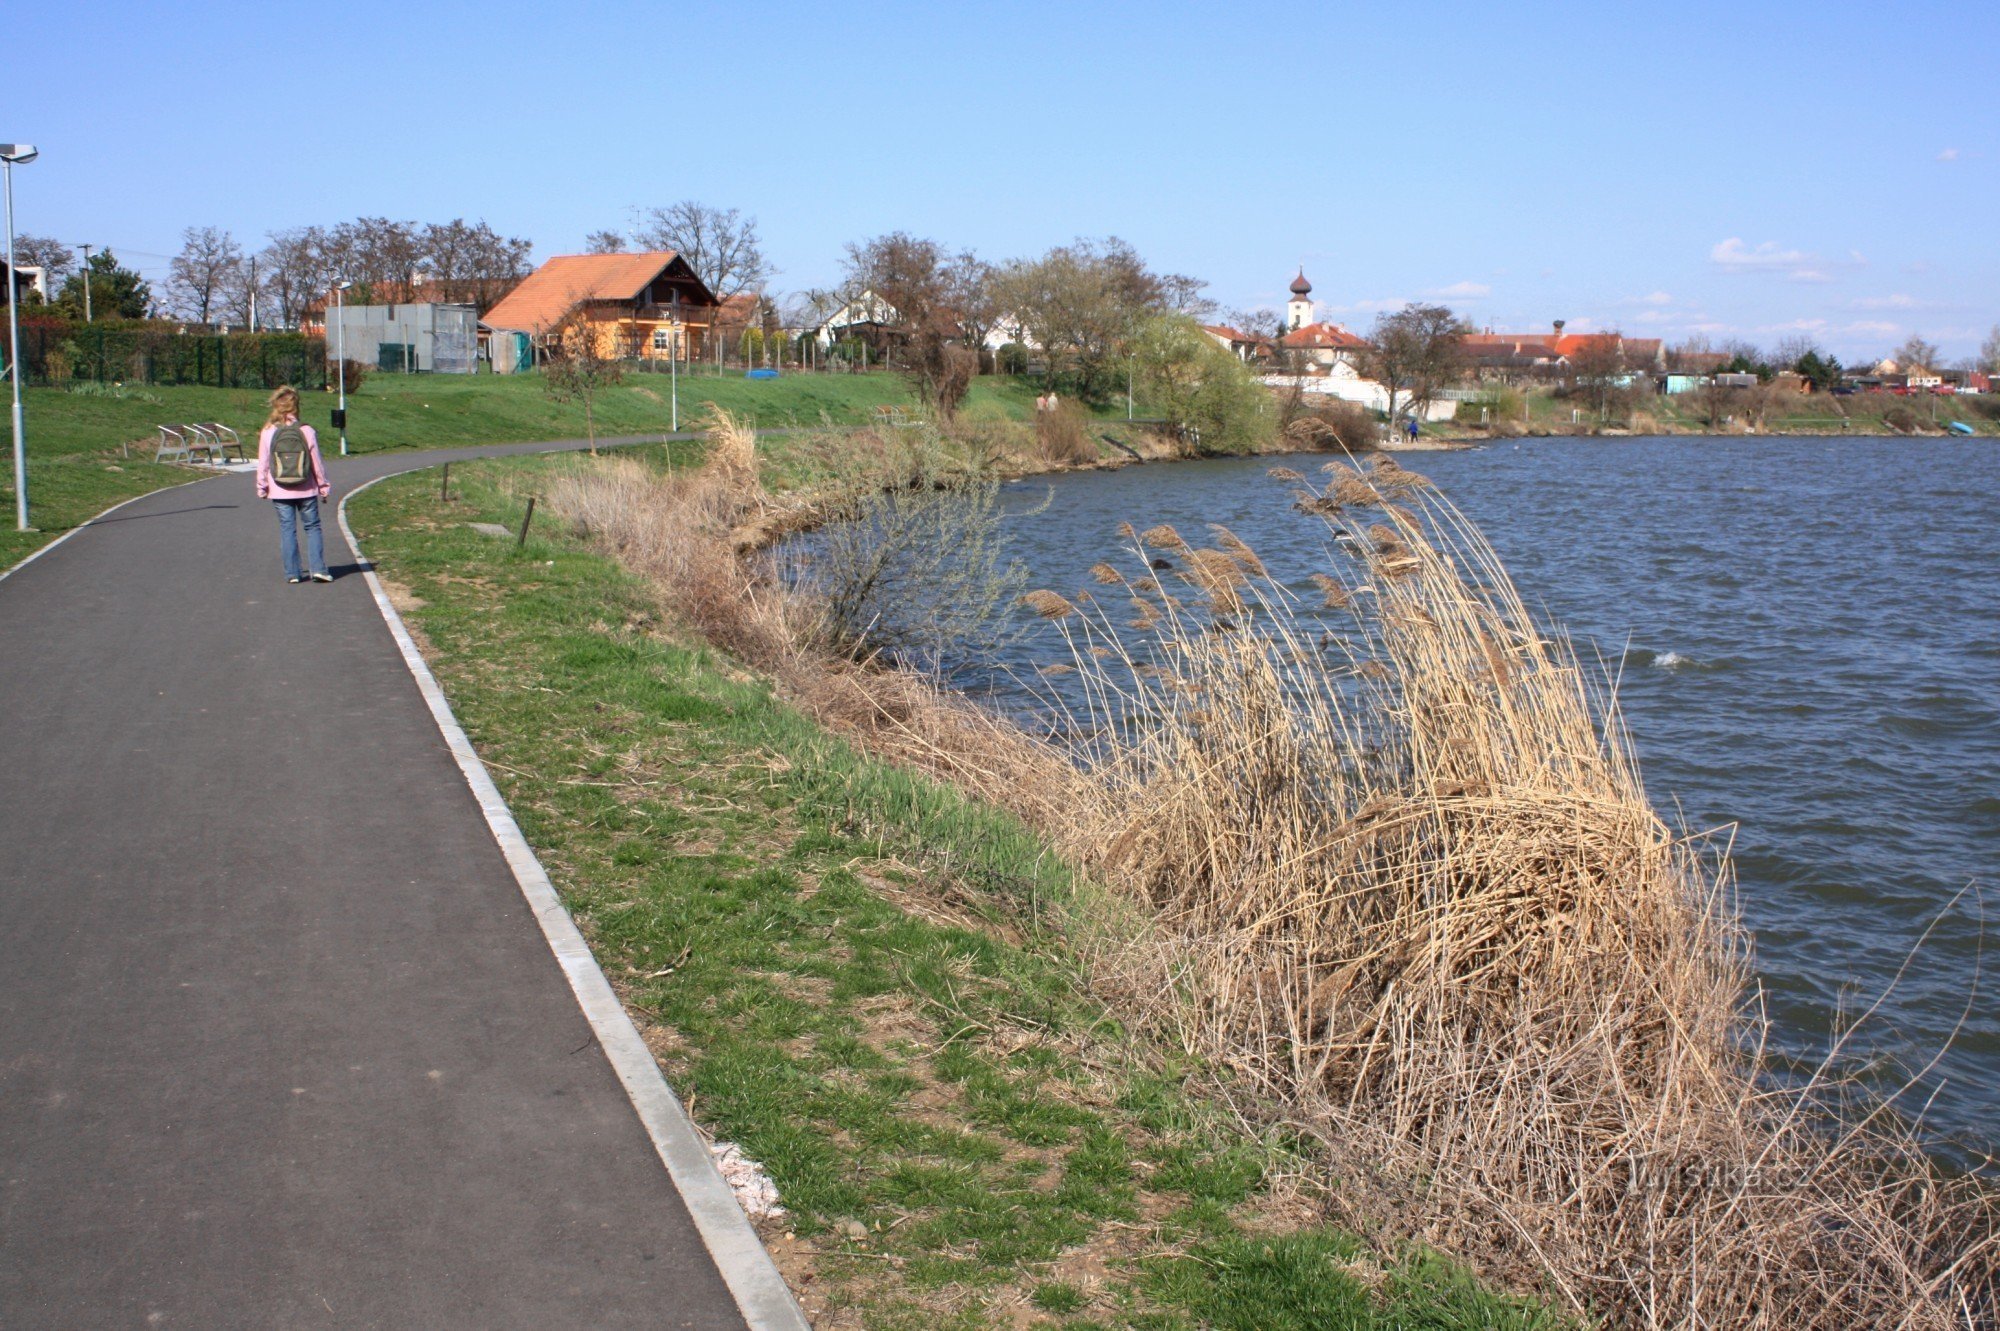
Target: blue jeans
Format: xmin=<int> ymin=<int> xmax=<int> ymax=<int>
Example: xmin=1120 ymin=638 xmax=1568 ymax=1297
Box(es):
xmin=274 ymin=496 xmax=327 ymax=580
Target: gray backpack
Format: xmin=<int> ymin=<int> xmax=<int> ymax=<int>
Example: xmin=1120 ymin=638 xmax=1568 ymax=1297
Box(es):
xmin=270 ymin=423 xmax=314 ymax=487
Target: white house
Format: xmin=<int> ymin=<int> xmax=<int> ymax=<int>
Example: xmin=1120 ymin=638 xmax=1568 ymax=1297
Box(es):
xmin=811 ymin=289 xmax=898 ymax=348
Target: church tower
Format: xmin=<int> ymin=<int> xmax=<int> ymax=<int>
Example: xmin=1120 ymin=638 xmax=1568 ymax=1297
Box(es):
xmin=1286 ymin=269 xmax=1313 ymax=331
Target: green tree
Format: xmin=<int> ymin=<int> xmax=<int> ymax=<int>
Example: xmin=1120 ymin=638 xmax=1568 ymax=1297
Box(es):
xmin=1132 ymin=314 xmax=1273 ymax=454
xmin=50 ymin=249 xmax=151 ymax=319
xmin=1794 ymin=348 xmax=1842 ymax=391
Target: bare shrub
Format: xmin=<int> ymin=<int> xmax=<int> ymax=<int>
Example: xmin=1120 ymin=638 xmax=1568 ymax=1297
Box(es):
xmin=1885 ymin=404 xmax=1919 ymax=434
xmin=1283 ymin=396 xmax=1378 ymax=453
xmin=1028 ymin=456 xmax=1997 ymax=1328
xmin=1034 ymin=400 xmax=1095 ymax=466
xmin=781 ymin=474 xmax=1028 ymax=672
xmin=542 ymin=411 xmax=1079 ymax=828
xmin=331 ymin=359 xmax=369 ymax=394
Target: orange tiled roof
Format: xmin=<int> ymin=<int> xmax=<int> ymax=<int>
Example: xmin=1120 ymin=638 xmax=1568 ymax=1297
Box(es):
xmin=1278 ymin=322 xmax=1368 ymax=350
xmin=482 ymin=252 xmax=704 ymax=334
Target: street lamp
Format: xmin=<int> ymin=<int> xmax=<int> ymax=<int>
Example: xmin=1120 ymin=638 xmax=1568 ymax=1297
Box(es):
xmin=3 ymin=142 xmax=39 ymax=533
xmin=77 ymin=243 xmax=92 ymax=322
xmin=332 ymin=280 xmax=352 ymax=455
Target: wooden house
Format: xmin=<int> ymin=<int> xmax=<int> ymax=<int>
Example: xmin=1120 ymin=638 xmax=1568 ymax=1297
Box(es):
xmin=480 ymin=251 xmax=720 ymax=370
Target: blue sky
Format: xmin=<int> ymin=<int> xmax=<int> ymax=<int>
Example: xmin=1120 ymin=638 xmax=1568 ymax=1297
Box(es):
xmin=10 ymin=0 xmax=1996 ymax=361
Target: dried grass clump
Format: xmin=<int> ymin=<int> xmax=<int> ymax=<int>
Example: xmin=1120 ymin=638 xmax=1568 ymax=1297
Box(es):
xmin=1037 ymin=471 xmax=1997 ymax=1329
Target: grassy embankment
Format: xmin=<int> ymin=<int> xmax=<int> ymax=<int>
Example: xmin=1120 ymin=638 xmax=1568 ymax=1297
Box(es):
xmin=0 ymin=370 xmax=1118 ymax=572
xmin=347 ymin=445 xmax=1571 ymax=1331
xmin=1437 ymin=385 xmax=1999 ymax=438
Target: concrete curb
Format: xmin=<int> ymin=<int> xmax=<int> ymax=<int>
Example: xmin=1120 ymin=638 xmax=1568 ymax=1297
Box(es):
xmin=337 ymin=472 xmax=810 ymax=1331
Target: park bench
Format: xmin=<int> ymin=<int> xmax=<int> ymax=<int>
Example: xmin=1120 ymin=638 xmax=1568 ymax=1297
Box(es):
xmin=191 ymin=422 xmax=245 ymax=462
xmin=872 ymin=404 xmax=919 ymax=428
xmin=154 ymin=423 xmax=245 ymax=465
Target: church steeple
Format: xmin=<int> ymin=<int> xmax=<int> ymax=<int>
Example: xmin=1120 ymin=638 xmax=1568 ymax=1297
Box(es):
xmin=1286 ymin=269 xmax=1313 ymax=331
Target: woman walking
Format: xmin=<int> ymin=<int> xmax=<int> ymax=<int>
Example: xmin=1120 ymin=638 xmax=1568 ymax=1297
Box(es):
xmin=255 ymin=386 xmax=332 ymax=584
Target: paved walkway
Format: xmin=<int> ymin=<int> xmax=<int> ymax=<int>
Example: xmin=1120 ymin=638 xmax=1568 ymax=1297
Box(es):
xmin=0 ymin=439 xmax=772 ymax=1328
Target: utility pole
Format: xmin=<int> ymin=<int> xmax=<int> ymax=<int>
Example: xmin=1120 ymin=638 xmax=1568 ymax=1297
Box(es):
xmin=247 ymin=255 xmax=257 ymax=333
xmin=79 ymin=243 xmax=93 ymax=322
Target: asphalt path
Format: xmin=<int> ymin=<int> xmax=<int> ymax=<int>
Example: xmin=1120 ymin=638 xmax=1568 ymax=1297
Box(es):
xmin=0 ymin=434 xmax=763 ymax=1329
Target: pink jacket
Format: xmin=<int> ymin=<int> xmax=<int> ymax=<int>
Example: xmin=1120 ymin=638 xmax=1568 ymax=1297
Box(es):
xmin=256 ymin=420 xmax=331 ymax=501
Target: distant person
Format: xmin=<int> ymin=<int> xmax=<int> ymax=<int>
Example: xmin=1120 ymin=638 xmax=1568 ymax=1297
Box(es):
xmin=255 ymin=386 xmax=332 ymax=584
xmin=1046 ymin=391 xmax=1060 ymax=413
xmin=1035 ymin=391 xmax=1049 ymax=414
xmin=1406 ymin=417 xmax=1420 ymax=442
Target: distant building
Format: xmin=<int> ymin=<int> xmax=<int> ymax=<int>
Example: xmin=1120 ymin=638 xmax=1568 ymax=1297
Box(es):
xmin=2 ymin=258 xmax=47 ymax=305
xmin=1463 ymin=323 xmax=1665 ymax=381
xmin=1201 ymin=324 xmax=1274 ymax=363
xmin=1274 ymin=271 xmax=1369 ymax=372
xmin=808 ymin=289 xmax=898 ymax=349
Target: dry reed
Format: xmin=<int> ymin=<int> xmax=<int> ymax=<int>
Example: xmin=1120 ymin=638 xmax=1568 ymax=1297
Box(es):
xmin=546 ymin=424 xmax=1996 ymax=1328
xmin=1026 ymin=456 xmax=1997 ymax=1328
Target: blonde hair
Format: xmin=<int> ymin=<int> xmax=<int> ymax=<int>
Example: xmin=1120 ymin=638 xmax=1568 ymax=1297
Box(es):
xmin=265 ymin=386 xmax=301 ymax=428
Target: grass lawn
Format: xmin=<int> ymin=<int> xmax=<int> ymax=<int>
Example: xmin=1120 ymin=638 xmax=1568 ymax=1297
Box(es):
xmin=346 ymin=450 xmax=1574 ymax=1330
xmin=0 ymin=370 xmax=1120 ymax=573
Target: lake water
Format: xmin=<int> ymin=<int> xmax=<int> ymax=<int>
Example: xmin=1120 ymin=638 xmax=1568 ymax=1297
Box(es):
xmin=973 ymin=437 xmax=2000 ymax=1155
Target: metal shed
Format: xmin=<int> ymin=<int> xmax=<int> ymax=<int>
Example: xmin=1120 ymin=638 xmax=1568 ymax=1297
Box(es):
xmin=325 ymin=303 xmax=478 ymax=374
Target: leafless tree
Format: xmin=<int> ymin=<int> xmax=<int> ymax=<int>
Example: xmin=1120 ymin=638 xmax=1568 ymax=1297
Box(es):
xmin=1891 ymin=334 xmax=1941 ymax=374
xmin=633 ymin=201 xmax=771 ymax=299
xmin=1565 ymin=332 xmax=1639 ymax=421
xmin=1665 ymin=335 xmax=1714 ymax=373
xmin=167 ymin=226 xmax=244 ymax=325
xmin=843 ymin=232 xmax=986 ymax=418
xmin=419 ymin=218 xmax=532 ymax=309
xmin=13 ymin=235 xmax=74 ymax=298
xmin=1362 ymin=303 xmax=1471 ymax=428
xmin=1770 ymin=333 xmax=1823 ymax=371
xmin=543 ymin=305 xmax=624 ymax=454
xmin=584 ymin=229 xmax=627 ymax=254
xmin=255 ymin=228 xmax=334 ymax=329
xmin=1980 ymin=325 xmax=2000 ymax=375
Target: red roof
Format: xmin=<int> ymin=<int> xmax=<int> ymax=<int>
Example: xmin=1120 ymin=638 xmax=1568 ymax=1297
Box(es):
xmin=482 ymin=251 xmax=713 ymax=334
xmin=1203 ymin=323 xmax=1274 ymax=347
xmin=1278 ymin=321 xmax=1368 ymax=351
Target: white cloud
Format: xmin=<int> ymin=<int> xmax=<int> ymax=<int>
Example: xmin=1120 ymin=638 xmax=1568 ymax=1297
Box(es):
xmin=1841 ymin=320 xmax=1901 ymax=337
xmin=1430 ymin=281 xmax=1491 ymax=300
xmin=1786 ymin=269 xmax=1832 ymax=284
xmin=1852 ymin=293 xmax=1919 ymax=310
xmin=1329 ymin=297 xmax=1409 ymax=314
xmin=1711 ymin=237 xmax=1813 ymax=271
xmin=1937 ymin=147 xmax=1960 ymax=161
xmin=1638 ymin=290 xmax=1673 ymax=306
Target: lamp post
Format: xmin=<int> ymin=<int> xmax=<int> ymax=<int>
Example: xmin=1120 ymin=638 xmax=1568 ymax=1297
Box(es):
xmin=3 ymin=143 xmax=39 ymax=533
xmin=332 ymin=280 xmax=352 ymax=455
xmin=78 ymin=243 xmax=93 ymax=323
xmin=669 ymin=291 xmax=680 ymax=432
